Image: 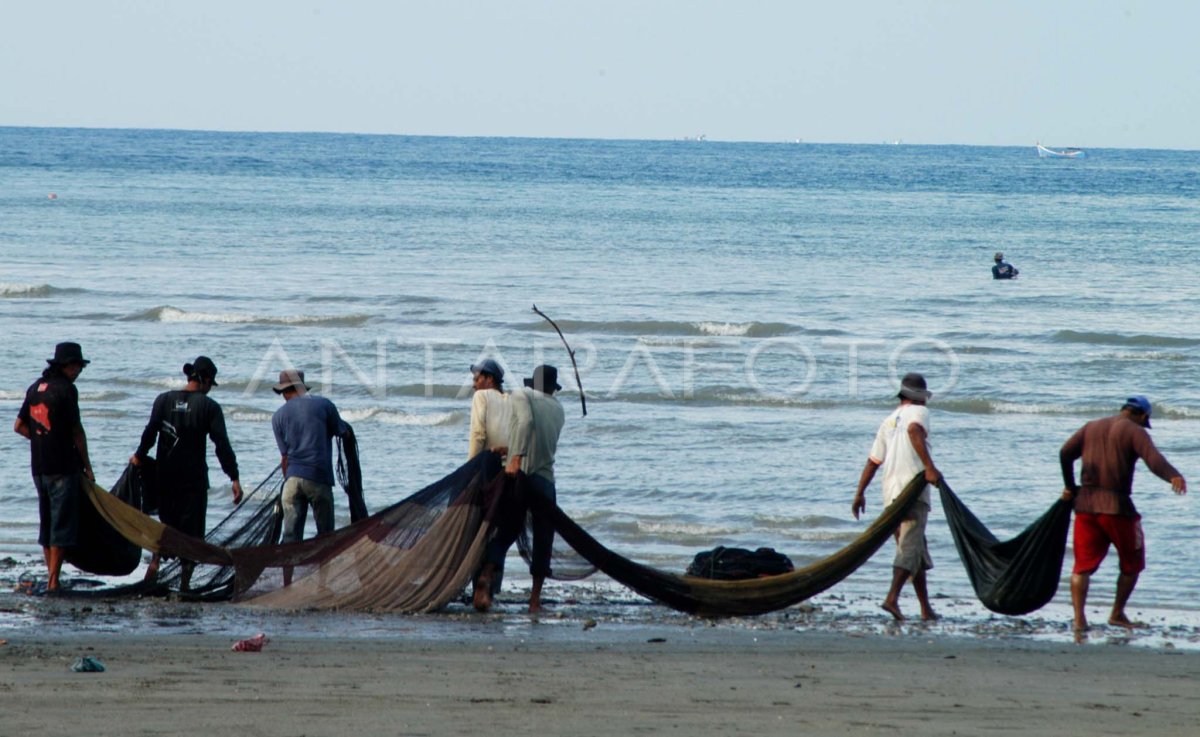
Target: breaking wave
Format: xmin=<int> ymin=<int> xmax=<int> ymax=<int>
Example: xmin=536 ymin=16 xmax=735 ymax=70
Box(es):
xmin=519 ymin=319 xmax=804 ymax=338
xmin=120 ymin=305 xmax=373 ymax=327
xmin=0 ymin=283 xmax=79 ymax=298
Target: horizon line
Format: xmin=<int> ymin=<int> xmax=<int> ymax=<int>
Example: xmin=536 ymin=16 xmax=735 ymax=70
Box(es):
xmin=1 ymin=124 xmax=1194 ymax=153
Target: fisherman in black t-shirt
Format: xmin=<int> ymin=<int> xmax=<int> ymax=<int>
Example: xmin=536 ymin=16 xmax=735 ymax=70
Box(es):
xmin=14 ymin=342 xmax=95 ymax=592
xmin=131 ymin=356 xmax=242 ymax=589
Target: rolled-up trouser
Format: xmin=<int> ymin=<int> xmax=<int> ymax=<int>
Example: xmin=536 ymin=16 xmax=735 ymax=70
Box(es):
xmin=34 ymin=473 xmax=82 ymax=547
xmin=893 ymin=500 xmax=933 ymax=574
xmin=485 ymin=473 xmax=557 ymax=578
xmin=281 ymin=476 xmax=335 ymax=544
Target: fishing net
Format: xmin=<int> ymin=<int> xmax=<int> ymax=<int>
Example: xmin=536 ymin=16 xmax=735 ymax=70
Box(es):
xmin=938 ymin=481 xmax=1072 ymax=615
xmin=82 ymin=458 xmax=925 ymax=616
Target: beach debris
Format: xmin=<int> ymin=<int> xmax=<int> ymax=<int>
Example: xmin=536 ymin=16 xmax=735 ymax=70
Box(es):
xmin=16 ymin=573 xmax=47 ymax=596
xmin=231 ymin=633 xmax=269 ymax=652
xmin=0 ymin=639 xmax=8 ymax=647
xmin=70 ymin=656 xmax=106 ymax=673
xmin=582 ymin=618 xmax=597 ymax=631
xmin=647 ymin=637 xmax=667 ymax=643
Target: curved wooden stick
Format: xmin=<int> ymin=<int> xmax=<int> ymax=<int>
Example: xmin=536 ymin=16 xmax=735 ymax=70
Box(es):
xmin=532 ymin=304 xmax=587 ymax=416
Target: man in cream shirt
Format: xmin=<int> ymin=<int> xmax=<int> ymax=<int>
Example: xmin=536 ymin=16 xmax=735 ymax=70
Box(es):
xmin=468 ymin=358 xmax=511 ymax=460
xmin=851 ymin=372 xmax=942 ymax=622
xmin=474 ymin=365 xmax=566 ymax=613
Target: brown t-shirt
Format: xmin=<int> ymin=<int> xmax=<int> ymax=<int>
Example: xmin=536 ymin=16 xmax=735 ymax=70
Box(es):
xmin=1060 ymin=414 xmax=1181 ymax=517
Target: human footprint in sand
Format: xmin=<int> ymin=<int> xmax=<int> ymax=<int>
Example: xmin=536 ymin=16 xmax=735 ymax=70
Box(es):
xmin=852 ymin=373 xmax=942 ymax=623
xmin=1060 ymin=395 xmax=1187 ymax=637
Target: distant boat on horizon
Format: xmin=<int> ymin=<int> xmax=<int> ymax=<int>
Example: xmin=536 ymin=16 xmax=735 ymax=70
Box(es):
xmin=1036 ymin=142 xmax=1086 ymax=158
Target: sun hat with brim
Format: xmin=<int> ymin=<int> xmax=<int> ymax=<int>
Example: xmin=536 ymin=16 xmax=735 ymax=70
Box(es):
xmin=523 ymin=365 xmax=562 ymax=392
xmin=897 ymin=372 xmax=932 ymax=401
xmin=272 ymin=369 xmax=309 ymax=394
xmin=1122 ymin=395 xmax=1153 ymax=428
xmin=183 ymin=356 xmax=219 ymax=386
xmin=47 ymin=342 xmax=90 ymax=367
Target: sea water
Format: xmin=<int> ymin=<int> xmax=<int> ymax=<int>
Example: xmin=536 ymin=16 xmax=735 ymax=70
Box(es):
xmin=1 ymin=128 xmax=1197 ymax=636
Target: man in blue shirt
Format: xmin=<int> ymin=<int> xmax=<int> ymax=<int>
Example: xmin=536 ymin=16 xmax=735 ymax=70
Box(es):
xmin=271 ymin=369 xmax=348 ymax=554
xmin=992 ymin=251 xmax=1019 ymax=279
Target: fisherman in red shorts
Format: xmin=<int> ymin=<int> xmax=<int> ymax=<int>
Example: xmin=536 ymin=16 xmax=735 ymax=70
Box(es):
xmin=1060 ymin=396 xmax=1187 ymax=637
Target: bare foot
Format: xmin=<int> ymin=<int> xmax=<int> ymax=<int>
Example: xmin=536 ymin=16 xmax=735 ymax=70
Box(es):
xmin=880 ymin=601 xmax=905 ymax=621
xmin=1073 ymin=624 xmax=1090 ymax=644
xmin=473 ymin=577 xmax=493 ymax=613
xmin=920 ymin=610 xmax=939 ymax=622
xmin=1107 ymin=614 xmax=1144 ymax=630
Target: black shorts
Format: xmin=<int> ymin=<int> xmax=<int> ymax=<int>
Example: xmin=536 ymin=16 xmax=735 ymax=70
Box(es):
xmin=158 ymin=483 xmax=209 ymax=540
xmin=34 ymin=473 xmax=82 ymax=547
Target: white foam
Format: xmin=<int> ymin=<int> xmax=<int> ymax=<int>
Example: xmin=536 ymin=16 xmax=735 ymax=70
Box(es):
xmin=695 ymin=321 xmax=754 ymax=337
xmin=0 ymin=283 xmax=53 ymax=297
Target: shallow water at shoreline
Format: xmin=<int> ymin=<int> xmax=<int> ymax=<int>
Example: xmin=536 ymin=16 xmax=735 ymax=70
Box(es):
xmin=4 ymin=563 xmax=1198 ymax=653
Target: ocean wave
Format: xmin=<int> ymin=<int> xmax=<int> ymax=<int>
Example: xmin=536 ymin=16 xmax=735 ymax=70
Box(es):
xmin=0 ymin=283 xmax=79 ymax=298
xmin=340 ymin=408 xmax=463 ymax=426
xmin=119 ymin=305 xmax=373 ymax=327
xmin=519 ymin=319 xmax=803 ymax=338
xmin=1093 ymin=351 xmax=1191 ymax=362
xmin=1049 ymin=329 xmax=1200 ymax=348
xmin=224 ymin=405 xmax=464 ymax=426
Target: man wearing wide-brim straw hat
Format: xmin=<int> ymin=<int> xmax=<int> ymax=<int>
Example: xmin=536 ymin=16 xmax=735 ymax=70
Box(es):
xmin=14 ymin=342 xmax=96 ymax=592
xmin=132 ymin=355 xmax=243 ymax=590
xmin=851 ymin=372 xmax=942 ymax=622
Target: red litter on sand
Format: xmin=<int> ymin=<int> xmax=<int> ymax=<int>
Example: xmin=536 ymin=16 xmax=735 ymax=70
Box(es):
xmin=231 ymin=633 xmax=268 ymax=652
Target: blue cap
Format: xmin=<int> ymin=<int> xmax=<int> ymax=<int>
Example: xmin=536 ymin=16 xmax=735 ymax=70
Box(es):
xmin=1122 ymin=395 xmax=1152 ymax=428
xmin=470 ymin=358 xmax=504 ymax=381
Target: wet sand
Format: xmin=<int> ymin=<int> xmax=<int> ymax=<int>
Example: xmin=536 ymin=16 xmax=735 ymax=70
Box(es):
xmin=3 ymin=602 xmax=1199 ymax=737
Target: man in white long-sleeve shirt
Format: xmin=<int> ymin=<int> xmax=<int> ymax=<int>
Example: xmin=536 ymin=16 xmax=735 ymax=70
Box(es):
xmin=474 ymin=365 xmax=566 ymax=613
xmin=467 ymin=358 xmax=511 ymax=460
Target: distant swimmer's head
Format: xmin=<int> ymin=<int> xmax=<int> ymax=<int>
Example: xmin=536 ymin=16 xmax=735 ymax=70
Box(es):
xmin=897 ymin=372 xmax=932 ymax=403
xmin=1121 ymin=395 xmax=1153 ymax=429
xmin=994 ymin=251 xmax=1004 ymax=262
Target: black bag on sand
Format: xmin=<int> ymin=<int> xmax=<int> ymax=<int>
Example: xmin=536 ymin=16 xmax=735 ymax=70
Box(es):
xmin=687 ymin=546 xmax=795 ymax=580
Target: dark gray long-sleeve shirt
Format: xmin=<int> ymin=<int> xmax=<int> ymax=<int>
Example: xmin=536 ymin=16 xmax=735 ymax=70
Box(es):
xmin=136 ymin=390 xmax=238 ymax=489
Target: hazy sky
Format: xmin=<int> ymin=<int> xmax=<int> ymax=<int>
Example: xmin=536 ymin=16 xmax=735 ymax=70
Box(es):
xmin=3 ymin=1 xmax=1196 ymax=148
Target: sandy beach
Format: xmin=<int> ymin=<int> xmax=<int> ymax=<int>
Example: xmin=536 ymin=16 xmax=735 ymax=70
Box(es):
xmin=3 ymin=597 xmax=1198 ymax=737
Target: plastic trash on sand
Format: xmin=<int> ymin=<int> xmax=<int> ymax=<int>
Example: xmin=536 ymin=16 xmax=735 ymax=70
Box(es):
xmin=70 ymin=656 xmax=106 ymax=673
xmin=231 ymin=633 xmax=269 ymax=652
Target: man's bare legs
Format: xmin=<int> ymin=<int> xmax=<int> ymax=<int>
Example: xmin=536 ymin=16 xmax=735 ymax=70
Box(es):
xmin=473 ymin=562 xmax=497 ymax=612
xmin=44 ymin=545 xmax=65 ymax=591
xmin=529 ymin=575 xmax=545 ymax=614
xmin=911 ymin=568 xmax=938 ymax=621
xmin=881 ymin=566 xmax=937 ymax=622
xmin=881 ymin=566 xmax=908 ymax=620
xmin=144 ymin=553 xmax=161 ymax=582
xmin=1071 ymin=572 xmax=1090 ymax=634
xmin=1108 ymin=571 xmax=1142 ymax=628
